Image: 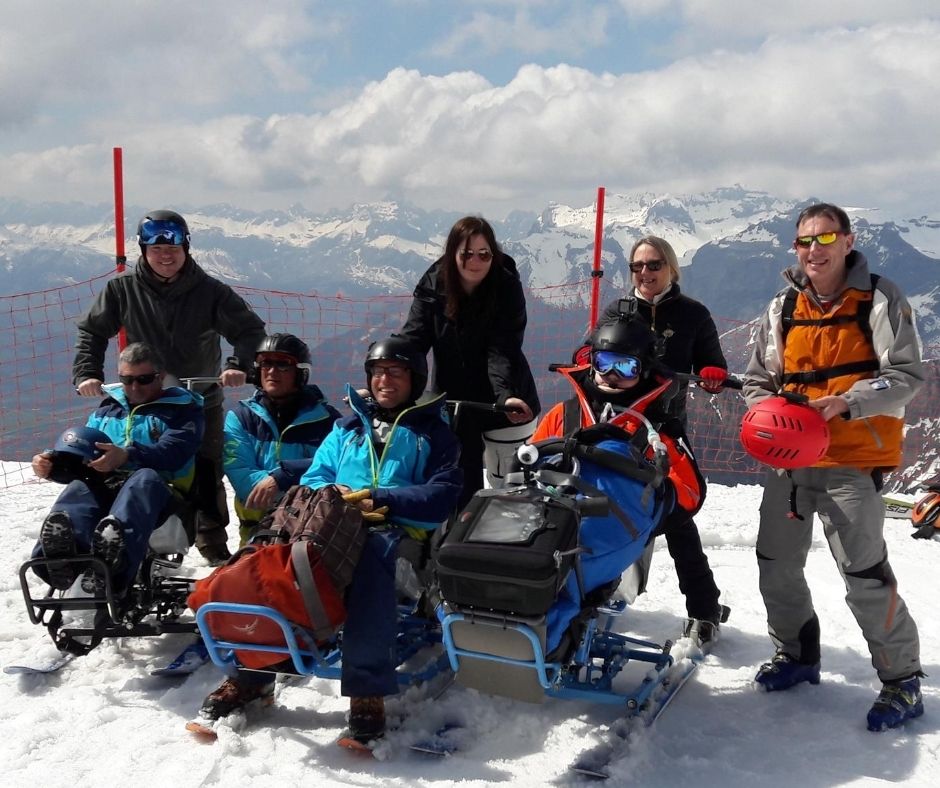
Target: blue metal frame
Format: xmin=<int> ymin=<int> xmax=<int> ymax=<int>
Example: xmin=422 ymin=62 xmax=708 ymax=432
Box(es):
xmin=195 ymin=602 xmax=450 ymax=685
xmin=195 ymin=598 xmax=676 ymax=714
xmin=440 ymin=605 xmax=675 ymax=710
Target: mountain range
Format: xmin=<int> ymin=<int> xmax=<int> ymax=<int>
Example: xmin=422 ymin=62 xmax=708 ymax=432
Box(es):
xmin=2 ymin=185 xmax=938 ymax=353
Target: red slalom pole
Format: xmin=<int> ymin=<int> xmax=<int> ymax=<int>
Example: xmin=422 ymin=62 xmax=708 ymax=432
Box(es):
xmin=588 ymin=186 xmax=606 ymax=330
xmin=113 ymin=147 xmax=127 ymax=350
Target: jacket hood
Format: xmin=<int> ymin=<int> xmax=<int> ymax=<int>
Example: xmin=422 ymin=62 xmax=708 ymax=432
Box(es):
xmin=101 ymin=383 xmax=204 ymax=411
xmin=344 ymin=383 xmax=448 ymax=430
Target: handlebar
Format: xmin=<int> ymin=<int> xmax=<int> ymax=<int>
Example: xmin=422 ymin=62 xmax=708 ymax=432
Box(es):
xmin=673 ymin=372 xmax=744 ymax=391
xmin=445 ymin=400 xmax=523 ymax=415
xmin=547 ymin=363 xmax=743 ymax=392
xmin=177 ymin=376 xmax=223 ymax=391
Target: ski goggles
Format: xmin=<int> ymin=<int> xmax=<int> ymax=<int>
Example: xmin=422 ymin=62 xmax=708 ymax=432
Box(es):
xmin=592 ymin=351 xmax=641 ymax=380
xmin=138 ymin=218 xmax=189 ymax=246
xmin=793 ymin=231 xmax=843 ymax=248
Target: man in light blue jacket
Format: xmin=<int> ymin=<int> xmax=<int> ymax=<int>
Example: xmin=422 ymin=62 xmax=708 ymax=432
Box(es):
xmin=196 ymin=336 xmax=461 ymax=747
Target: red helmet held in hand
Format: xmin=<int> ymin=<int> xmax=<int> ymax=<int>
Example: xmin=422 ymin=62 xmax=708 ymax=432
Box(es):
xmin=740 ymin=397 xmax=830 ymax=469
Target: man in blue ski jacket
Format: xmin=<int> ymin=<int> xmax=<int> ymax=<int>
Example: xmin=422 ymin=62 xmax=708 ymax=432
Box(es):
xmin=223 ymin=333 xmax=340 ymax=545
xmin=195 ymin=335 xmax=462 ymax=747
xmin=31 ymin=342 xmax=204 ymax=593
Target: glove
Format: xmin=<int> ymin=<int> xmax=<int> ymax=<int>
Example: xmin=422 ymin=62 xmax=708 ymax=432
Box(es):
xmin=342 ymin=489 xmax=389 ymax=523
xmin=697 ymin=366 xmax=728 ymax=393
xmin=361 ymin=506 xmax=389 ymax=524
xmin=341 ymin=489 xmax=372 ymax=504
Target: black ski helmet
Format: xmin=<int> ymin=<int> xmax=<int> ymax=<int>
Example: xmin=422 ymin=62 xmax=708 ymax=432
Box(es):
xmin=589 ymin=318 xmax=658 ymax=377
xmin=254 ymin=333 xmax=312 ymax=386
xmin=137 ymin=209 xmax=191 ymax=256
xmin=364 ymin=335 xmax=428 ymax=400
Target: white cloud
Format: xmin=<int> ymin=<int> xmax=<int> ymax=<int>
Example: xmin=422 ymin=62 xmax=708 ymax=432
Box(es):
xmin=618 ymin=0 xmax=938 ymax=38
xmin=2 ymin=20 xmax=939 ymax=219
xmin=430 ymin=3 xmax=612 ymax=59
xmin=0 ymin=0 xmax=338 ymax=130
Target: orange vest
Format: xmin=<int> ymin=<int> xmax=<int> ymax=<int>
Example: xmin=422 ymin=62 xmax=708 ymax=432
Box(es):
xmin=782 ymin=288 xmax=903 ymax=468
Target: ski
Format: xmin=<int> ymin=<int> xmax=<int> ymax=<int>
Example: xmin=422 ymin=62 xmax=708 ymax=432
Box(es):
xmin=569 ymin=657 xmax=699 ymax=779
xmin=883 ymin=493 xmax=915 ymax=519
xmin=184 ymin=719 xmax=219 ymax=738
xmin=151 ymin=638 xmax=210 ymax=677
xmin=336 ymin=732 xmax=382 ymax=754
xmin=4 ymin=644 xmax=77 ymax=675
xmin=408 ymin=722 xmax=463 ymax=756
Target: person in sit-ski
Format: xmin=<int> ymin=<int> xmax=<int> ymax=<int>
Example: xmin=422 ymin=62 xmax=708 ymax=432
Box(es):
xmin=31 ymin=342 xmax=204 ymax=594
xmin=531 ymin=315 xmax=709 ymax=646
xmin=223 ymin=333 xmax=340 ymax=546
xmin=196 ymin=335 xmax=462 ymax=748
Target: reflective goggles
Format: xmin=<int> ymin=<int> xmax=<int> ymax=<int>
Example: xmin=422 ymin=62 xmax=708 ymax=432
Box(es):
xmin=138 ymin=218 xmax=189 ymax=246
xmin=592 ymin=351 xmax=641 ymax=380
xmin=793 ymin=231 xmax=843 ymax=248
xmin=119 ymin=372 xmax=159 ymax=386
xmin=628 ymin=259 xmax=665 ymax=273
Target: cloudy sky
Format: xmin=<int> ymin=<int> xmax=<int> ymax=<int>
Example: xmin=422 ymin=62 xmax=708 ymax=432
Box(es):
xmin=1 ymin=0 xmax=938 ymax=218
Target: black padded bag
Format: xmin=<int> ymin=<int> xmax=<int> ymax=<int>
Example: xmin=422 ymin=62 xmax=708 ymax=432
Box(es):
xmin=434 ymin=487 xmax=581 ymax=616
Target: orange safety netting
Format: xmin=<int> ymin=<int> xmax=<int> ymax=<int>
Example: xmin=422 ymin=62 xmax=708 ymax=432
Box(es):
xmin=1 ymin=275 xmax=936 ymax=491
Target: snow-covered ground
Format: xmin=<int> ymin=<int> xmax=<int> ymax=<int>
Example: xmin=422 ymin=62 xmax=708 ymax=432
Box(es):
xmin=1 ymin=464 xmax=936 ymax=787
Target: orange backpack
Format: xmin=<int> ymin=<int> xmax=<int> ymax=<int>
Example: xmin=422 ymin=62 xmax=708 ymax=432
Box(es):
xmin=188 ymin=485 xmax=366 ymax=668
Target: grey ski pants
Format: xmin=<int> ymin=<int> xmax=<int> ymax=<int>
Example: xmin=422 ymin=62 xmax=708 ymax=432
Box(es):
xmin=755 ymin=466 xmax=920 ymax=681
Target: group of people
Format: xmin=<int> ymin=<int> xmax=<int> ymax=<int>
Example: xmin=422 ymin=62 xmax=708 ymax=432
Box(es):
xmin=28 ymin=202 xmax=926 ymax=743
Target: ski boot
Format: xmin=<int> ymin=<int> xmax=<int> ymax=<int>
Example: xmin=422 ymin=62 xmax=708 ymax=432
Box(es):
xmin=682 ymin=604 xmax=731 ymax=652
xmin=39 ymin=511 xmax=78 ymax=590
xmin=337 ymin=696 xmax=386 ymax=752
xmin=866 ymin=675 xmax=924 ymax=732
xmin=82 ymin=515 xmax=126 ymax=594
xmin=754 ymin=652 xmax=821 ymax=692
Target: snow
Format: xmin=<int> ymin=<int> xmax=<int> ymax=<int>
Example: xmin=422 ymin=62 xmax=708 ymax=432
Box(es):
xmin=1 ymin=470 xmax=937 ymax=787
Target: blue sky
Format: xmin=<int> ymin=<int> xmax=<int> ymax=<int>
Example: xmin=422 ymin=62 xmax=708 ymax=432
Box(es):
xmin=1 ymin=0 xmax=939 ymax=218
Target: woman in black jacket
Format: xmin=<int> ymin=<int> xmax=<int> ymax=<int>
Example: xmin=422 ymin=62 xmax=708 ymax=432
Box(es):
xmin=402 ymin=216 xmax=540 ymax=508
xmin=596 ymin=235 xmax=729 ymax=648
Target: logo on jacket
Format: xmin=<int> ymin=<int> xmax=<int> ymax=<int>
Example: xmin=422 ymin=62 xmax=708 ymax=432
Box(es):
xmin=869 ymin=377 xmax=891 ymax=391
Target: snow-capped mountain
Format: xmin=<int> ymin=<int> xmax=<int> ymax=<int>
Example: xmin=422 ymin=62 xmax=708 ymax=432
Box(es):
xmin=2 ymin=188 xmax=938 ymax=349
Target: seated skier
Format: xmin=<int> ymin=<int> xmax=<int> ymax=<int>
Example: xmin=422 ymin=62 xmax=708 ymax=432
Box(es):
xmin=530 ymin=313 xmax=709 ymax=654
xmin=194 ymin=335 xmax=462 ymax=748
xmin=30 ymin=342 xmax=204 ymax=594
xmin=223 ymin=332 xmax=340 ymax=546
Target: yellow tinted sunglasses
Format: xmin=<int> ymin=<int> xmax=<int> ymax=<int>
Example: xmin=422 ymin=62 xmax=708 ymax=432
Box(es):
xmin=794 ymin=231 xmax=843 ymax=248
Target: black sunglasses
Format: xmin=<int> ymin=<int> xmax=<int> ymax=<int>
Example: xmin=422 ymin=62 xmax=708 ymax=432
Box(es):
xmin=119 ymin=372 xmax=159 ymax=385
xmin=256 ymin=359 xmax=297 ymax=371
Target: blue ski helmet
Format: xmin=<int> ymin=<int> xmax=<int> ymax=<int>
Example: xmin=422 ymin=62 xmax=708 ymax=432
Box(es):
xmin=47 ymin=427 xmax=111 ymax=484
xmin=53 ymin=426 xmax=111 ymax=460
